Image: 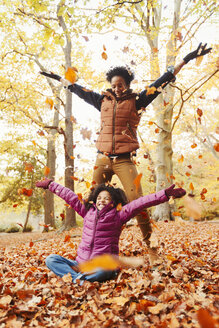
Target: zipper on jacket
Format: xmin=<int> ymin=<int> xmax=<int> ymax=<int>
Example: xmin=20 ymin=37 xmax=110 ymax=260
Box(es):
xmin=112 ymin=101 xmax=117 ymax=153
xmin=127 ymin=122 xmax=137 ymax=139
xmin=90 ymin=211 xmax=99 ymax=255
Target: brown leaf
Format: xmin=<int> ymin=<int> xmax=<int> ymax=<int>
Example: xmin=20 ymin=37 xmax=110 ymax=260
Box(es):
xmin=197 ymin=108 xmax=203 ymax=117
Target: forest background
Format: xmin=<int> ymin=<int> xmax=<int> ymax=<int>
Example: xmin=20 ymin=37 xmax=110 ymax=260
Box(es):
xmin=0 ymin=0 xmax=218 ymax=232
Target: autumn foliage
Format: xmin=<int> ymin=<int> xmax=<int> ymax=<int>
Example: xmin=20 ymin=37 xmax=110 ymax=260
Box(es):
xmin=0 ymin=222 xmax=218 ymax=327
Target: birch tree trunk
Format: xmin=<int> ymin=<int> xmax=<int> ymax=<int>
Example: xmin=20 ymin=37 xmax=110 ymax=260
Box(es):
xmin=57 ymin=4 xmax=76 ymax=230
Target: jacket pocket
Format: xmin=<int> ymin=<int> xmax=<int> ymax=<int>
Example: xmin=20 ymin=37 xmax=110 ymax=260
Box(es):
xmin=127 ymin=122 xmax=137 ymax=139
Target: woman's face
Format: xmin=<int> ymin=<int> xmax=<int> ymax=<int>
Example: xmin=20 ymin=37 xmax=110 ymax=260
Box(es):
xmin=111 ymin=76 xmax=128 ymax=98
xmin=96 ymin=190 xmax=112 ymax=210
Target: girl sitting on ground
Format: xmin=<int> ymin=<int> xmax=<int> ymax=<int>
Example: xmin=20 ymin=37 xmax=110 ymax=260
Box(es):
xmin=36 ymin=178 xmax=186 ymax=284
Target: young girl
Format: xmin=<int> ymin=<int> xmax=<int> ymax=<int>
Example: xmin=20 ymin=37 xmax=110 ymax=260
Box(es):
xmin=40 ymin=43 xmax=211 ymax=265
xmin=36 ymin=178 xmax=186 ymax=284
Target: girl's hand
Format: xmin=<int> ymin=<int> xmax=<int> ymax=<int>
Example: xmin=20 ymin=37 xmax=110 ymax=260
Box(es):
xmin=183 ymin=43 xmax=212 ymax=63
xmin=165 ymin=184 xmax=186 ymax=199
xmin=36 ymin=178 xmax=53 ymax=189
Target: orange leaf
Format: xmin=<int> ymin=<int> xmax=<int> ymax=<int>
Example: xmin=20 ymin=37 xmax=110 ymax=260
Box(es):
xmin=191 ymin=143 xmax=197 ymax=149
xmin=60 ymin=213 xmax=65 ymax=220
xmin=189 ymin=182 xmax=194 ymax=191
xmin=64 ymin=235 xmax=71 ymax=242
xmin=148 ymin=121 xmax=154 ymax=126
xmin=185 ymin=172 xmax=191 ymax=177
xmin=197 ymin=308 xmax=216 ymax=328
xmin=213 ymin=143 xmax=219 ymax=152
xmin=93 ymin=166 xmax=98 ymax=170
xmin=166 ymin=255 xmax=178 ymax=262
xmin=18 ymin=188 xmax=33 ymax=197
xmin=70 ymin=156 xmax=75 ymax=159
xmin=70 ymin=176 xmax=78 ymax=181
xmin=24 ymin=163 xmax=34 ymax=173
xmin=79 ymin=254 xmax=119 ymax=272
xmin=103 ymin=44 xmax=106 ymax=51
xmin=29 ymin=241 xmax=34 ymax=247
xmin=201 ymin=188 xmax=207 ymax=194
xmin=13 ymin=204 xmax=19 ymax=208
xmin=32 ymin=140 xmax=36 ymax=146
xmin=145 ymin=86 xmax=157 ymax=96
xmin=133 ymin=173 xmax=142 ymax=191
xmin=155 ymin=128 xmax=160 ymax=133
xmin=45 ymin=97 xmax=54 ymax=109
xmin=77 ymin=193 xmax=83 ymax=203
xmin=85 ymin=181 xmax=91 ymax=189
xmin=152 ymin=47 xmax=158 ymax=53
xmin=187 ymin=165 xmax=192 ymax=169
xmin=65 ymin=67 xmax=77 ymax=84
xmin=178 ymin=155 xmax=184 ymax=163
xmin=116 ymin=203 xmax=122 ymax=211
xmin=44 ymin=166 xmax=50 ymax=176
xmin=101 ymin=51 xmax=108 ymax=60
xmin=172 ymin=212 xmax=181 ymax=216
xmin=198 ymin=155 xmax=203 ymax=159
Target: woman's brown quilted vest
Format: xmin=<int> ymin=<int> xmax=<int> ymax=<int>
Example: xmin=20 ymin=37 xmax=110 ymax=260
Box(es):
xmin=96 ymin=90 xmax=140 ymax=154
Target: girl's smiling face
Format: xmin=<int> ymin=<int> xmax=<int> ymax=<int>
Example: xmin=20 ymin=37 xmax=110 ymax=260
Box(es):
xmin=96 ymin=190 xmax=112 ymax=210
xmin=111 ymin=76 xmax=129 ymax=98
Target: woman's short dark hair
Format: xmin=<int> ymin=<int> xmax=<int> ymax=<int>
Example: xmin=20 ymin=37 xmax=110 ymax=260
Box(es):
xmin=106 ymin=66 xmax=135 ymax=85
xmin=85 ymin=183 xmax=128 ymax=211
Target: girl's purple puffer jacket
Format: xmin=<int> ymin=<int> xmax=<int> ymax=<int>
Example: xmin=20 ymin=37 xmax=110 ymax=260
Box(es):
xmin=49 ymin=182 xmax=168 ymax=263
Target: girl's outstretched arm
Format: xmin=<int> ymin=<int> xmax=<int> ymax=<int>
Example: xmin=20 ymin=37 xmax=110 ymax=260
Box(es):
xmin=36 ymin=179 xmax=87 ymax=218
xmin=118 ymin=185 xmax=186 ymax=224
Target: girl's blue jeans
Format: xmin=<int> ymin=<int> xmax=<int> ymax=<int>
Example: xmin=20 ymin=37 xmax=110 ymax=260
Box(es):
xmin=46 ymin=254 xmax=118 ymax=284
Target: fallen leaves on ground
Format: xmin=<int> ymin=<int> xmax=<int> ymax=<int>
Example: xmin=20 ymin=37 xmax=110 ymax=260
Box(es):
xmin=0 ymin=223 xmax=218 ymax=327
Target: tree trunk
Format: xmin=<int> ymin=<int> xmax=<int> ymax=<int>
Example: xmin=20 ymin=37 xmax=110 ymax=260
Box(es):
xmin=43 ymin=91 xmax=61 ymax=232
xmin=153 ymin=0 xmax=182 ymax=221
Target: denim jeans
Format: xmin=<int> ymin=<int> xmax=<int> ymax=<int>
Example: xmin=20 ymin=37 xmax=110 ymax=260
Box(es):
xmin=46 ymin=254 xmax=118 ymax=284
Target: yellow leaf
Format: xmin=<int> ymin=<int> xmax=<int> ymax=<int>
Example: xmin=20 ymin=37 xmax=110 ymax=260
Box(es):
xmin=79 ymin=254 xmax=119 ymax=272
xmin=172 ymin=211 xmax=181 ymax=216
xmin=45 ymin=97 xmax=54 ymax=109
xmin=32 ymin=140 xmax=36 ymax=146
xmin=189 ymin=182 xmax=194 ymax=190
xmin=145 ymin=86 xmax=157 ymax=96
xmin=85 ymin=181 xmax=91 ymax=189
xmin=65 ymin=67 xmax=77 ymax=84
xmin=191 ymin=143 xmax=197 ymax=149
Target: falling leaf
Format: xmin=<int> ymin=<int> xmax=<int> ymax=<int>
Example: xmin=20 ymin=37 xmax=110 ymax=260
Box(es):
xmin=184 ymin=196 xmax=202 ymax=220
xmin=60 ymin=213 xmax=65 ymax=220
xmin=103 ymin=44 xmax=106 ymax=51
xmin=191 ymin=143 xmax=197 ymax=149
xmin=197 ymin=108 xmax=203 ymax=117
xmin=198 ymin=155 xmax=203 ymax=159
xmin=148 ymin=121 xmax=154 ymax=125
xmin=24 ymin=163 xmax=34 ymax=173
xmin=65 ymin=67 xmax=77 ymax=84
xmin=70 ymin=156 xmax=75 ymax=159
xmin=101 ymin=51 xmax=108 ymax=60
xmin=145 ymin=86 xmax=157 ymax=96
xmin=45 ymin=97 xmax=54 ymax=109
xmin=133 ymin=173 xmax=142 ymax=191
xmin=213 ymin=143 xmax=219 ymax=152
xmin=80 ymin=128 xmax=92 ymax=140
xmin=186 ymin=172 xmax=191 ymax=177
xmin=93 ymin=166 xmax=98 ymax=170
xmin=178 ymin=155 xmax=184 ymax=163
xmin=44 ymin=166 xmax=50 ymax=176
xmin=197 ymin=308 xmax=216 ymax=328
xmin=196 ymin=55 xmax=204 ymax=66
xmin=37 ymin=130 xmax=45 ymax=136
xmin=152 ymin=47 xmax=158 ymax=53
xmin=116 ymin=203 xmax=122 ymax=211
xmin=18 ymin=188 xmax=33 ymax=197
xmin=70 ymin=116 xmax=77 ymax=123
xmin=70 ymin=176 xmax=78 ymax=181
xmin=85 ymin=181 xmax=91 ymax=189
xmin=29 ymin=241 xmax=34 ymax=247
xmin=82 ymin=35 xmax=89 ymax=42
xmin=13 ymin=204 xmax=19 ymax=208
xmin=189 ymin=182 xmax=194 ymax=191
xmin=155 ymin=128 xmax=160 ymax=133
xmin=187 ymin=165 xmax=192 ymax=169
xmin=122 ymin=46 xmax=129 ymax=53
xmin=32 ymin=140 xmax=36 ymax=146
xmin=201 ymin=188 xmax=207 ymax=194
xmin=77 ymin=193 xmax=83 ymax=203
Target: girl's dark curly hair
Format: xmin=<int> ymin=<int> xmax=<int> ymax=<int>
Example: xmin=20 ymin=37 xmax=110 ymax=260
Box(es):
xmin=106 ymin=66 xmax=135 ymax=85
xmin=85 ymin=183 xmax=128 ymax=211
